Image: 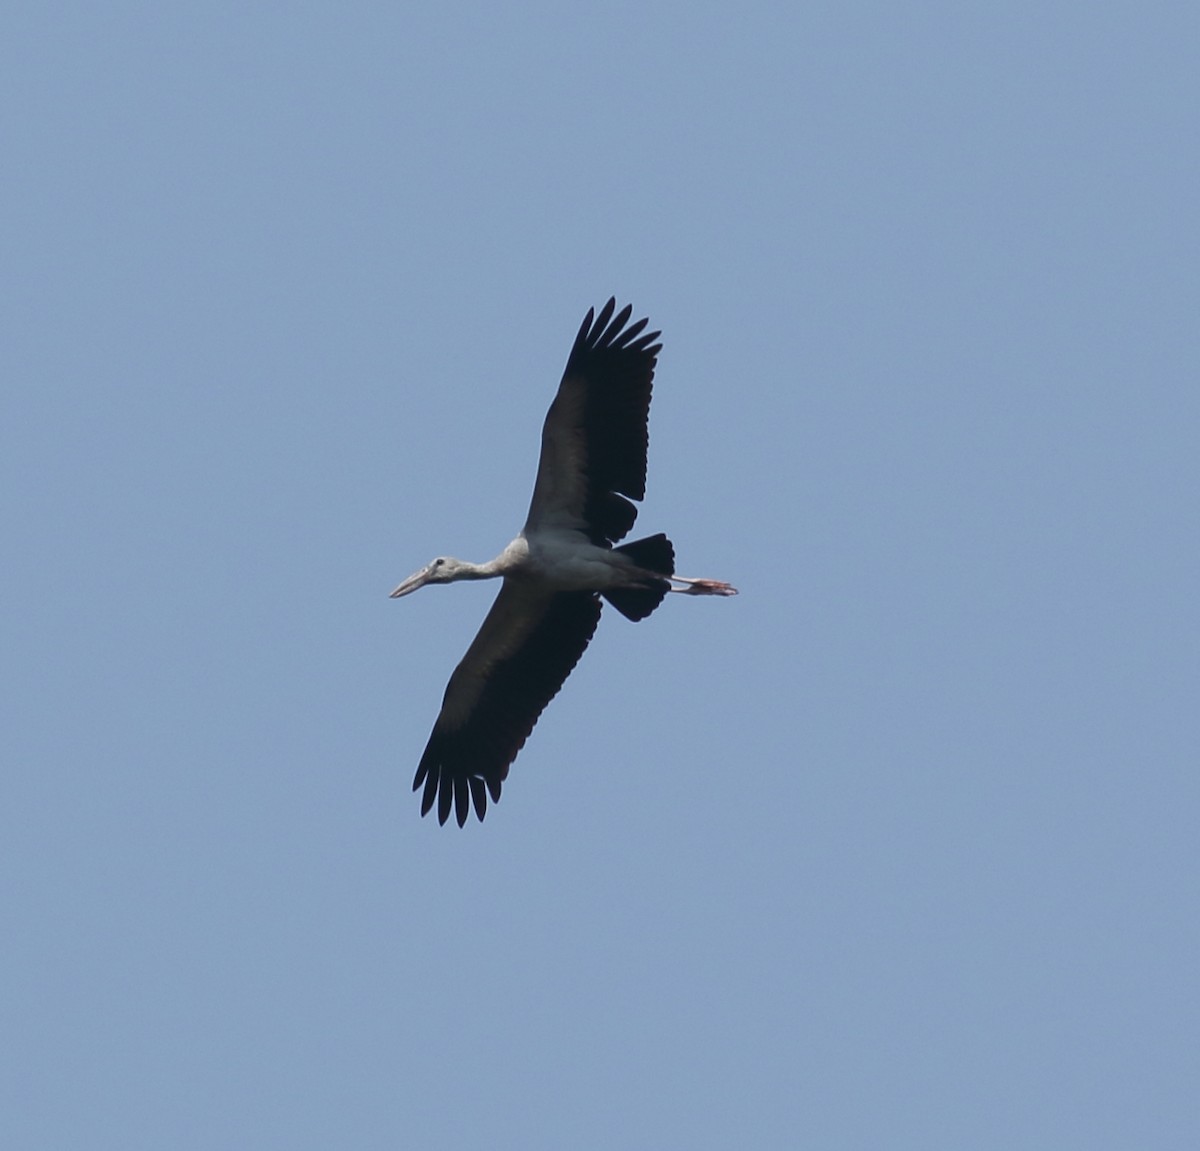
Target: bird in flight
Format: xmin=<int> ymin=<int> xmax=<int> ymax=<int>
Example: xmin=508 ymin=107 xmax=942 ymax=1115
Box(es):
xmin=391 ymin=299 xmax=736 ymax=826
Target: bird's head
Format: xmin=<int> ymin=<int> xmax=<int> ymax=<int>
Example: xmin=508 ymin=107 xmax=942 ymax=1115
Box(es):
xmin=389 ymin=556 xmax=466 ymax=598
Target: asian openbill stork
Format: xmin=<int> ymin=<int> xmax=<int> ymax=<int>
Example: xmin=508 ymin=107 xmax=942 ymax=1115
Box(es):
xmin=391 ymin=298 xmax=736 ymax=826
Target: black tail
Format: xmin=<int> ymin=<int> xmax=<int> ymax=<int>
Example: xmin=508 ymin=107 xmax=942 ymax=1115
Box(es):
xmin=603 ymin=533 xmax=675 ymax=621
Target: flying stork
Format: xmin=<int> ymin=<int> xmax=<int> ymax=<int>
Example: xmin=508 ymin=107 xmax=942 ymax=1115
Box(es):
xmin=391 ymin=298 xmax=737 ymax=826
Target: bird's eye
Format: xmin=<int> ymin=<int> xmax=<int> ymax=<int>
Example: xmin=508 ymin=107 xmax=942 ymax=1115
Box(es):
xmin=434 ymin=558 xmax=444 ymax=567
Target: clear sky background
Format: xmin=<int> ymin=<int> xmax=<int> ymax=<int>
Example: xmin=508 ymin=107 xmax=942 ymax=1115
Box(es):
xmin=3 ymin=3 xmax=1197 ymax=1148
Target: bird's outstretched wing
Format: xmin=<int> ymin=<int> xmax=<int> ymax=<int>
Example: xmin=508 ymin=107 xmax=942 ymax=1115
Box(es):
xmin=524 ymin=299 xmax=662 ymax=545
xmin=413 ymin=582 xmax=603 ymax=826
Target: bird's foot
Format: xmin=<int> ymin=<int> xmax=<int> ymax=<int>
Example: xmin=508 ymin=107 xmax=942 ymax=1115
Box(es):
xmin=670 ymin=577 xmax=738 ymax=596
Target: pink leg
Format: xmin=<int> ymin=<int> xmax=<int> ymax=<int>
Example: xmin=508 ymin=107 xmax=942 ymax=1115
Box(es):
xmin=669 ymin=576 xmax=738 ymax=596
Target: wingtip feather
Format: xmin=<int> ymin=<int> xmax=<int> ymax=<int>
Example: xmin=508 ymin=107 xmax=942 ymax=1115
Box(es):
xmin=592 ymin=297 xmax=617 ymax=339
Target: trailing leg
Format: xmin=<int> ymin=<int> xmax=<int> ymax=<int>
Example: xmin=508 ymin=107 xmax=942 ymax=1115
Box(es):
xmin=668 ymin=575 xmax=738 ymax=596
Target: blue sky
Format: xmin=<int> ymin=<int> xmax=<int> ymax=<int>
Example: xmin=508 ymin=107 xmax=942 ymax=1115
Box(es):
xmin=3 ymin=3 xmax=1197 ymax=1147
